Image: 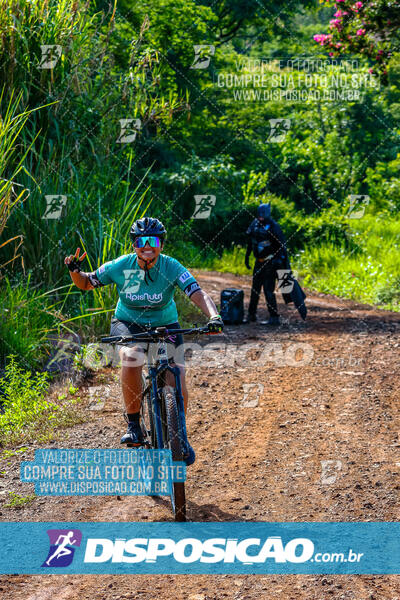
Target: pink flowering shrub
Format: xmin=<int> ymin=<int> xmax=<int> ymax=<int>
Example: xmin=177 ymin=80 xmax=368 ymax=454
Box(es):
xmin=313 ymin=0 xmax=400 ymax=82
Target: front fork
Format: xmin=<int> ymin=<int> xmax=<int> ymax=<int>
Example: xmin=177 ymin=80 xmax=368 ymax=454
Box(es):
xmin=170 ymin=363 xmax=189 ymax=456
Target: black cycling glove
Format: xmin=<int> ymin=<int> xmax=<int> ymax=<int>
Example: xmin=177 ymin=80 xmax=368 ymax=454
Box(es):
xmin=207 ymin=315 xmax=224 ymax=333
xmin=66 ymin=248 xmax=87 ymax=273
xmin=66 ymin=258 xmax=82 ymax=273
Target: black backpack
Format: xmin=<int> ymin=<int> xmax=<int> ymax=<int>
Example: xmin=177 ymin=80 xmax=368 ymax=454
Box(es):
xmin=220 ymin=288 xmax=244 ymax=325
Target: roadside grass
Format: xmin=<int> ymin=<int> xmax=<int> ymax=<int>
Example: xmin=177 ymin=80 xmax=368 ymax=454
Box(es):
xmin=0 ymin=356 xmax=85 ymax=447
xmin=3 ymin=491 xmax=35 ymax=509
xmin=201 ymin=245 xmax=249 ymax=276
xmin=1 ymin=447 xmax=28 ymax=459
xmin=0 ymin=88 xmax=46 ymax=278
xmin=296 ymin=215 xmax=400 ymax=310
xmin=0 ymin=275 xmax=69 ymax=370
xmin=174 ymin=289 xmax=206 ymax=327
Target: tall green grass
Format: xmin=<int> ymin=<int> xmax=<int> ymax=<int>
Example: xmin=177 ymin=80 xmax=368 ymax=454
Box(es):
xmin=0 ymin=88 xmax=49 ymax=277
xmin=0 ymin=276 xmax=70 ymax=370
xmin=0 ymin=0 xmax=185 ymax=288
xmin=295 ymin=214 xmax=400 ymax=309
xmin=0 ymin=0 xmax=189 ymax=368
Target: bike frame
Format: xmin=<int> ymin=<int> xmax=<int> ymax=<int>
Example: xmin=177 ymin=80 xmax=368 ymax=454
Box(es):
xmin=145 ymin=341 xmax=189 ymax=456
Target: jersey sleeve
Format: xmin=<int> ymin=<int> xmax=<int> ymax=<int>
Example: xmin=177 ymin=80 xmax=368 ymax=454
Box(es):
xmin=87 ymin=271 xmax=105 ymax=288
xmin=172 ymin=260 xmax=201 ymax=298
xmin=94 ymin=260 xmax=117 ymax=286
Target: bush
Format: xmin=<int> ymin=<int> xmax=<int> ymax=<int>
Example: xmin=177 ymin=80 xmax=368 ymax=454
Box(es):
xmin=374 ymin=276 xmax=400 ymax=306
xmin=299 ymin=209 xmax=355 ymax=250
xmin=0 ymin=355 xmax=86 ymax=445
xmin=0 ymin=355 xmax=55 ymax=435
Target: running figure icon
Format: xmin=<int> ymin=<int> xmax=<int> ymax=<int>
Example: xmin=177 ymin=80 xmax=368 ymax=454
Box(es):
xmin=45 ymin=531 xmax=78 ymax=566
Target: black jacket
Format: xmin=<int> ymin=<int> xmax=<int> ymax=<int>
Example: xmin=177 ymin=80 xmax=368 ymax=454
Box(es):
xmin=245 ymin=217 xmax=288 ymax=263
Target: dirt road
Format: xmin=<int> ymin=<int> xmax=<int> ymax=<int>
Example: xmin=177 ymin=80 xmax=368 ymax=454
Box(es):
xmin=1 ymin=270 xmax=399 ymax=599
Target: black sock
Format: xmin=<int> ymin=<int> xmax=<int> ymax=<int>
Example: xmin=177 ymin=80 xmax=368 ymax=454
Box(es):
xmin=127 ymin=412 xmax=140 ymax=423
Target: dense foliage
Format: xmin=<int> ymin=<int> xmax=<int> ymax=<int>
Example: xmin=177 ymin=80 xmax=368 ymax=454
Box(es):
xmin=0 ymin=0 xmax=399 ymax=369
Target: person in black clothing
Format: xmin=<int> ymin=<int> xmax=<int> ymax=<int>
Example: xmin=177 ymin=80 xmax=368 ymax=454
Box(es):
xmin=244 ymin=203 xmax=288 ymax=325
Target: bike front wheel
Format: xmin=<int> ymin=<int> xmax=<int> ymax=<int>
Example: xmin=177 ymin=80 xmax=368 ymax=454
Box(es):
xmin=162 ymin=385 xmax=186 ymax=522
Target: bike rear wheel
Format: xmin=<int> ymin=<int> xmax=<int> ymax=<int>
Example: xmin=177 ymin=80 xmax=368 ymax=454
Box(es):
xmin=162 ymin=385 xmax=186 ymax=522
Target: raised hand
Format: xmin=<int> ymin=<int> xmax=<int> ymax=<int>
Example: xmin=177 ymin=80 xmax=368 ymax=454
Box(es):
xmin=64 ymin=247 xmax=87 ymax=273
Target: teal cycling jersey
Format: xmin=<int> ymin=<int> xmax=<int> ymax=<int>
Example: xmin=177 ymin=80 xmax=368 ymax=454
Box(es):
xmin=94 ymin=253 xmax=200 ymax=325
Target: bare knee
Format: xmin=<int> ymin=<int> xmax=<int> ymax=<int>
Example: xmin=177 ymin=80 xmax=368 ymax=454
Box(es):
xmin=119 ymin=346 xmax=145 ymax=369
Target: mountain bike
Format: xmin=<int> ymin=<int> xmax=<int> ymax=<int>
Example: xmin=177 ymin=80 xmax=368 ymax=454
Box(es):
xmin=101 ymin=325 xmax=211 ymax=521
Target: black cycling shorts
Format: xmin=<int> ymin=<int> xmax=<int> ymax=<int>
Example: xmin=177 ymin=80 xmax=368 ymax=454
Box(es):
xmin=110 ymin=318 xmax=185 ymax=367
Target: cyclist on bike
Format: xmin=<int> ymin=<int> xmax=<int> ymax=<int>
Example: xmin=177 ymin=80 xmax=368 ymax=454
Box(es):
xmin=64 ymin=217 xmax=223 ymax=466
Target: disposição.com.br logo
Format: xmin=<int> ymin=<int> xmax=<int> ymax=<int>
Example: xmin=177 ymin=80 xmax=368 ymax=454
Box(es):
xmin=41 ymin=529 xmax=82 ymax=567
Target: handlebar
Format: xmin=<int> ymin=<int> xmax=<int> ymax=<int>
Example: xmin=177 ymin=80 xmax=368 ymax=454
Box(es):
xmin=100 ymin=325 xmax=216 ymax=345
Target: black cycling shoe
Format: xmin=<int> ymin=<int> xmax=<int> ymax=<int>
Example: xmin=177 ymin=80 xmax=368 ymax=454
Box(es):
xmin=121 ymin=420 xmax=145 ymax=446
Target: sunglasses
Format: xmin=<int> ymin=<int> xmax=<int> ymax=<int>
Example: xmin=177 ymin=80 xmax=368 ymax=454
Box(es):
xmin=133 ymin=236 xmax=162 ymax=249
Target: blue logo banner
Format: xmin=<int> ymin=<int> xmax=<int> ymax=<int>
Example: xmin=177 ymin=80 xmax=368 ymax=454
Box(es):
xmin=0 ymin=522 xmax=399 ymax=574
